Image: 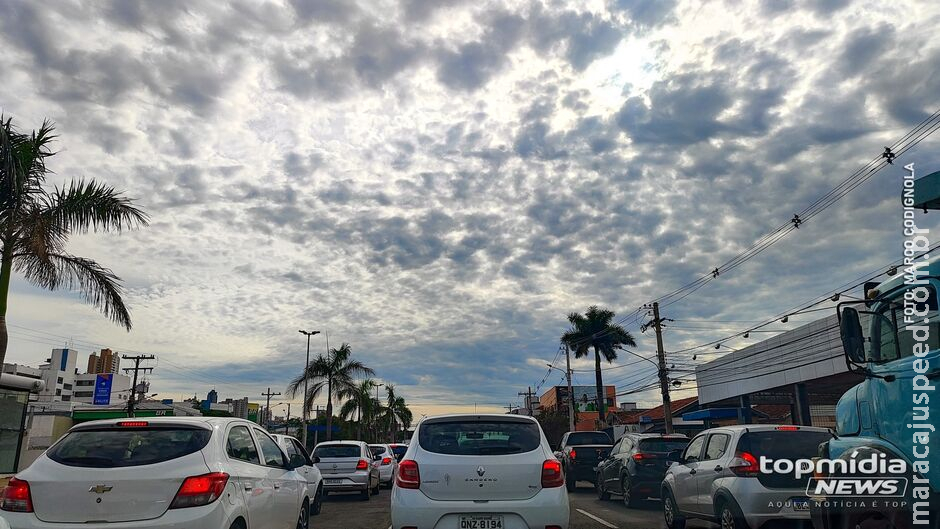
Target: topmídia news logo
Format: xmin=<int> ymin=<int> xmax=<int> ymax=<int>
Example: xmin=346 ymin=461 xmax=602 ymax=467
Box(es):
xmin=760 ymin=452 xmax=909 ymax=497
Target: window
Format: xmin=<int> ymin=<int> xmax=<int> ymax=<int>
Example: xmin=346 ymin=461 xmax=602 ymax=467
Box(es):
xmin=620 ymin=438 xmax=634 ymax=453
xmin=369 ymin=445 xmax=386 ymax=457
xmin=75 ymin=380 xmax=94 ymax=387
xmin=226 ymin=426 xmax=260 ymax=464
xmin=291 ymin=439 xmax=310 ymax=460
xmin=565 ymin=432 xmax=612 ymax=445
xmin=57 ymin=377 xmax=63 ymax=384
xmin=314 ymin=444 xmax=362 ymax=458
xmin=866 ymin=286 xmax=940 ymax=362
xmin=282 ymin=439 xmax=299 ymax=459
xmin=419 ymin=420 xmax=541 ymax=455
xmin=48 ymin=427 xmax=212 ymax=468
xmin=73 ymin=391 xmax=93 ymax=398
xmin=609 ymin=440 xmax=622 ymax=455
xmin=63 ymin=383 xmax=72 ymax=390
xmin=638 ymin=438 xmax=689 ymax=454
xmin=703 ymin=434 xmax=730 ymax=461
xmin=683 ymin=435 xmax=706 ymax=463
xmin=254 ymin=429 xmax=286 ymax=467
xmin=61 ymin=395 xmax=71 ymax=402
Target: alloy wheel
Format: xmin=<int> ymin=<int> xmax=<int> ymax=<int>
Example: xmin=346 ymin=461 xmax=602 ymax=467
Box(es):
xmin=296 ymin=502 xmax=309 ymax=529
xmin=621 ymin=477 xmax=632 ymax=507
xmin=720 ymin=506 xmax=735 ymax=529
xmin=664 ymin=495 xmax=675 ymax=525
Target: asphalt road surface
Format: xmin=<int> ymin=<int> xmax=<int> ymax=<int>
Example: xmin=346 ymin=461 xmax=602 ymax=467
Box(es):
xmin=314 ymin=482 xmax=717 ymax=529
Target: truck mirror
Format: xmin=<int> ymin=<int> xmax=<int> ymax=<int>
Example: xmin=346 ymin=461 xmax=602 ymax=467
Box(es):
xmin=840 ymin=307 xmax=866 ymax=363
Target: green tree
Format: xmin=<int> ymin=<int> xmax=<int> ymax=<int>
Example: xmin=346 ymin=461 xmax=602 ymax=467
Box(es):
xmin=560 ymin=306 xmax=636 ymax=426
xmin=0 ymin=117 xmax=148 ymax=367
xmin=338 ymin=378 xmax=379 ymax=441
xmin=286 ymin=343 xmax=374 ymax=441
xmin=379 ymin=385 xmax=413 ymax=442
xmin=536 ymin=408 xmax=569 ymax=450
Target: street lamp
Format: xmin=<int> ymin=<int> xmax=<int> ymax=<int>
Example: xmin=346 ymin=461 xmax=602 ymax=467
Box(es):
xmin=299 ymin=329 xmax=321 ymax=448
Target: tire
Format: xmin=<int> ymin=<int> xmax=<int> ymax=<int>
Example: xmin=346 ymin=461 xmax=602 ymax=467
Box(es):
xmin=718 ymin=500 xmax=751 ymax=529
xmin=295 ymin=500 xmax=309 ymax=529
xmin=565 ymin=470 xmax=576 ymax=492
xmin=596 ymin=474 xmax=610 ymax=501
xmin=622 ymin=476 xmax=638 ymax=508
xmin=361 ymin=486 xmax=371 ymax=501
xmin=371 ymin=481 xmax=380 ymax=495
xmin=663 ymin=489 xmax=686 ymax=529
xmin=310 ymin=486 xmax=323 ymax=516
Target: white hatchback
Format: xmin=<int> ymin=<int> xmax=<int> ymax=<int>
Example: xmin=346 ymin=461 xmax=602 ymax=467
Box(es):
xmin=368 ymin=444 xmax=400 ymax=487
xmin=0 ymin=417 xmax=310 ymax=529
xmin=272 ymin=434 xmax=324 ymax=516
xmin=390 ymin=414 xmax=569 ymax=529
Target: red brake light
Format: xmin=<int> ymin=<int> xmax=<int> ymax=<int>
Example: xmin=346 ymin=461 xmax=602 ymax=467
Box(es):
xmin=116 ymin=421 xmax=148 ymax=428
xmin=568 ymin=449 xmax=576 ymax=459
xmin=632 ymin=453 xmax=656 ymax=462
xmin=729 ymin=451 xmax=759 ymax=477
xmin=356 ymin=459 xmax=369 ymax=470
xmin=775 ymin=426 xmax=799 ymax=431
xmin=382 ymin=457 xmax=392 ymax=465
xmin=1 ymin=478 xmax=33 ymax=512
xmin=170 ymin=472 xmax=229 ymax=509
xmin=397 ymin=460 xmax=420 ymax=489
xmin=541 ymin=459 xmax=564 ymax=488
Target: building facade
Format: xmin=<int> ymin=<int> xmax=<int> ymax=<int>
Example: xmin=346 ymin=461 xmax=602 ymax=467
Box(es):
xmin=86 ymin=348 xmax=120 ymax=375
xmin=71 ymin=373 xmax=131 ymax=405
xmin=37 ymin=348 xmax=77 ymax=403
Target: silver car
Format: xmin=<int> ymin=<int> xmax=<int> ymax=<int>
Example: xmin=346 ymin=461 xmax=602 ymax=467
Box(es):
xmin=313 ymin=440 xmax=381 ymax=500
xmin=662 ymin=424 xmax=833 ymax=529
xmin=368 ymin=444 xmax=400 ymax=488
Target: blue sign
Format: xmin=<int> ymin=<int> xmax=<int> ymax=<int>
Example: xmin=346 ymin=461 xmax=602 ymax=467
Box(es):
xmin=93 ymin=374 xmax=113 ymax=405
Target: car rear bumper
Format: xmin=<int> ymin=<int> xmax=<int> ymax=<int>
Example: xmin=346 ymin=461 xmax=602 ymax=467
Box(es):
xmin=567 ymin=463 xmax=599 ymax=482
xmin=321 ymin=471 xmax=372 ymax=491
xmin=390 ymin=485 xmax=569 ymax=529
xmin=0 ymin=500 xmax=235 ymax=529
xmin=725 ymin=484 xmax=813 ymax=527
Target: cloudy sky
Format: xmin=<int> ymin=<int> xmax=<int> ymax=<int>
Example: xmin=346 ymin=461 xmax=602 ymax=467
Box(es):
xmin=1 ymin=0 xmax=939 ymax=417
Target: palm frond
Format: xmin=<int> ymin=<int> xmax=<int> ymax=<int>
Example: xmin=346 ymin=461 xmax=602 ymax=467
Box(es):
xmin=47 ymin=179 xmax=149 ymax=234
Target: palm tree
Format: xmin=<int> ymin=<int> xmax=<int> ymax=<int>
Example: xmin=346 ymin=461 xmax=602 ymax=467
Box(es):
xmin=560 ymin=305 xmax=636 ymax=426
xmin=338 ymin=378 xmax=378 ymax=441
xmin=0 ymin=116 xmax=148 ymax=367
xmin=286 ymin=343 xmax=374 ymax=441
xmin=381 ymin=385 xmax=413 ymax=442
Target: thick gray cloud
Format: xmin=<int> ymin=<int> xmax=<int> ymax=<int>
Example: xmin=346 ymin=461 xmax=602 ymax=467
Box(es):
xmin=0 ymin=0 xmax=937 ymax=414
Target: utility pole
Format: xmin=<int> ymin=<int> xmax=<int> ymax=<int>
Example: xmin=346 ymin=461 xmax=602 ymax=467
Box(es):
xmin=517 ymin=386 xmax=535 ymax=416
xmin=650 ymin=302 xmax=674 ymax=434
xmin=262 ymin=388 xmax=281 ymax=429
xmin=564 ymin=345 xmax=575 ymax=432
xmin=298 ymin=330 xmax=321 ymax=447
xmin=313 ymin=405 xmax=321 ymax=448
xmin=122 ymin=354 xmax=155 ymax=418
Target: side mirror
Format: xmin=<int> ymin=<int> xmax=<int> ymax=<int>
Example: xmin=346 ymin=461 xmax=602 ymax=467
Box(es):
xmin=667 ymin=449 xmax=685 ymax=464
xmin=311 ymin=456 xmax=320 ymax=464
xmin=374 ymin=455 xmax=383 ymax=461
xmin=289 ymin=454 xmax=307 ymax=469
xmin=840 ymin=307 xmax=866 ymax=363
xmin=553 ymin=451 xmax=563 ymax=459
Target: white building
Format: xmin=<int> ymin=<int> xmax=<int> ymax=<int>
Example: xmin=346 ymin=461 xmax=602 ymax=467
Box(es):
xmin=36 ymin=348 xmax=78 ymax=403
xmin=71 ymin=373 xmax=132 ymax=405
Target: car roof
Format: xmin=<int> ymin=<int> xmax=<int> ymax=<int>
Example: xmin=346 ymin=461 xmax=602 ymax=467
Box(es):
xmin=316 ymin=440 xmax=367 ymax=445
xmin=701 ymin=424 xmax=832 ymax=434
xmin=420 ymin=413 xmax=539 ymax=424
xmin=69 ymin=415 xmax=255 ymax=431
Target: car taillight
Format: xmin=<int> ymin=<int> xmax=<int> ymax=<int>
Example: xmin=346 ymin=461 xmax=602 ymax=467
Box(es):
xmin=632 ymin=453 xmax=656 ymax=462
xmin=170 ymin=472 xmax=229 ymax=509
xmin=729 ymin=451 xmax=759 ymax=477
xmin=397 ymin=460 xmax=420 ymax=489
xmin=356 ymin=459 xmax=369 ymax=470
xmin=382 ymin=457 xmax=392 ymax=465
xmin=0 ymin=478 xmax=33 ymax=512
xmin=116 ymin=421 xmax=149 ymax=427
xmin=568 ymin=449 xmax=576 ymax=459
xmin=775 ymin=426 xmax=799 ymax=431
xmin=541 ymin=459 xmax=564 ymax=488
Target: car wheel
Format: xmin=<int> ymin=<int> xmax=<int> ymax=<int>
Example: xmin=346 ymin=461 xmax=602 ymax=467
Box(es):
xmin=565 ymin=471 xmax=576 ymax=492
xmin=596 ymin=474 xmax=610 ymax=501
xmin=371 ymin=481 xmax=380 ymax=495
xmin=622 ymin=476 xmax=638 ymax=508
xmin=718 ymin=500 xmax=750 ymax=529
xmin=361 ymin=486 xmax=371 ymax=501
xmin=310 ymin=486 xmax=323 ymax=515
xmin=663 ymin=490 xmax=686 ymax=529
xmin=295 ymin=500 xmax=309 ymax=529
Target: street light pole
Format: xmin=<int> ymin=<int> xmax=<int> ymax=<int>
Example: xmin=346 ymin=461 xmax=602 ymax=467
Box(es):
xmin=548 ymin=346 xmax=576 ymax=432
xmin=299 ymin=329 xmax=321 ymax=448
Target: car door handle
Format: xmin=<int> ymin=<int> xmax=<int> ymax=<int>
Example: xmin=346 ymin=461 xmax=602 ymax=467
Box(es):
xmin=689 ymin=469 xmax=696 ymax=475
xmin=273 ymin=483 xmax=281 ymax=490
xmin=244 ymin=485 xmax=253 ymax=491
xmin=714 ymin=466 xmax=723 ymax=472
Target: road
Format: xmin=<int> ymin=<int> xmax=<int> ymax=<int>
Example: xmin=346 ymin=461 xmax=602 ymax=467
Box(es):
xmin=314 ymin=482 xmax=717 ymax=529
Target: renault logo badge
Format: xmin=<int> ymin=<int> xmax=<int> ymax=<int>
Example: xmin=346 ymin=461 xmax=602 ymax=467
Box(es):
xmin=477 ymin=466 xmax=486 ymax=477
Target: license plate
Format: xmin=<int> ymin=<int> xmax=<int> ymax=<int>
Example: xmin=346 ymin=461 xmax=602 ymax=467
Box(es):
xmin=792 ymin=499 xmax=810 ymax=511
xmin=325 ymin=479 xmax=343 ymax=484
xmin=459 ymin=515 xmax=504 ymax=529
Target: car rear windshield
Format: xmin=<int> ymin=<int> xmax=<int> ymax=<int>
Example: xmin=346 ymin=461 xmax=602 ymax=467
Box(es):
xmin=390 ymin=445 xmax=407 ymax=458
xmin=48 ymin=427 xmax=211 ymax=468
xmin=314 ymin=444 xmax=361 ymax=458
xmin=638 ymin=438 xmax=689 ymax=453
xmin=369 ymin=446 xmax=385 ymax=457
xmin=419 ymin=421 xmax=541 ymax=455
xmin=566 ymin=432 xmax=611 ymax=445
xmin=737 ymin=430 xmax=833 ymax=458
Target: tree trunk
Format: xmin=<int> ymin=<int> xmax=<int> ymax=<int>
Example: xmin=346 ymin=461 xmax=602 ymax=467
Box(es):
xmin=0 ymin=246 xmax=13 ymax=369
xmin=594 ymin=346 xmax=605 ymax=428
xmin=326 ymin=377 xmax=333 ymax=441
xmin=356 ymin=402 xmax=362 ymax=441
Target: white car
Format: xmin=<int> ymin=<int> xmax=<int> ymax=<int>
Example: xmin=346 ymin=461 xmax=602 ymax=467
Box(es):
xmin=313 ymin=440 xmax=381 ymax=500
xmin=272 ymin=434 xmax=323 ymax=516
xmin=0 ymin=417 xmax=310 ymax=529
xmin=368 ymin=444 xmax=400 ymax=488
xmin=390 ymin=414 xmax=569 ymax=529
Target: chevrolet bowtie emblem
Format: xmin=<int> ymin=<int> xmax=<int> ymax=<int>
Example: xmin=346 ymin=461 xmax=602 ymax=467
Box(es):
xmin=89 ymin=484 xmax=113 ymax=494
xmin=477 ymin=466 xmax=486 ymax=477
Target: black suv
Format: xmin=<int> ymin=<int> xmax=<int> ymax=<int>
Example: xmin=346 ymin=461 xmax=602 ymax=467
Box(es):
xmin=595 ymin=433 xmax=689 ymax=507
xmin=556 ymin=431 xmax=613 ymax=491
